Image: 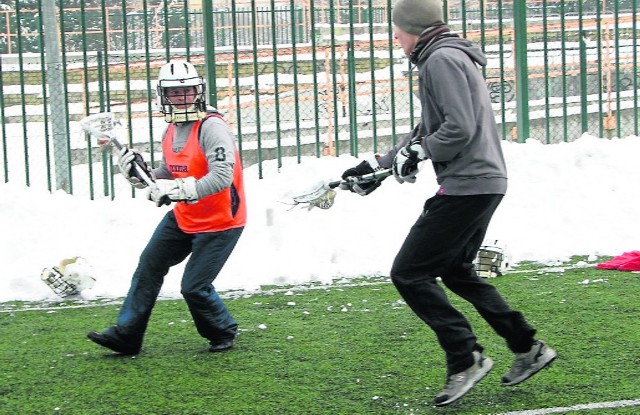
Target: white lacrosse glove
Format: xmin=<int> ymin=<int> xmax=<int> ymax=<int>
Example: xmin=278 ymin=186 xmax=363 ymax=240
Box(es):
xmin=392 ymin=136 xmax=426 ymax=184
xmin=118 ymin=147 xmax=153 ymax=189
xmin=147 ymin=177 xmax=199 ymax=207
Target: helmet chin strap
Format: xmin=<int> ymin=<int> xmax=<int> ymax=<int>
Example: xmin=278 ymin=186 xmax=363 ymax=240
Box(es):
xmin=165 ymin=106 xmax=206 ymax=123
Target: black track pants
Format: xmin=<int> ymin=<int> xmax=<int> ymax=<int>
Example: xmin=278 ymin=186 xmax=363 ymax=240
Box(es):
xmin=390 ymin=194 xmax=536 ymax=374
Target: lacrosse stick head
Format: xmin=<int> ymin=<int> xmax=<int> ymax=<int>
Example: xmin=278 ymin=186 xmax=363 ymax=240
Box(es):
xmin=290 ymin=181 xmax=338 ymax=210
xmin=307 ymin=189 xmax=336 ymax=210
xmin=80 ymin=112 xmax=124 ymax=150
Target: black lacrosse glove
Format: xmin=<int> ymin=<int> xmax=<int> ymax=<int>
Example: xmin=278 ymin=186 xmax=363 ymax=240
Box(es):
xmin=118 ymin=147 xmax=153 ymax=189
xmin=340 ymin=157 xmax=386 ymax=196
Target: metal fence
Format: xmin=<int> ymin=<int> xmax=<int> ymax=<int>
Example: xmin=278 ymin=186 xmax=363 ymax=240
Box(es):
xmin=0 ymin=0 xmax=638 ymax=199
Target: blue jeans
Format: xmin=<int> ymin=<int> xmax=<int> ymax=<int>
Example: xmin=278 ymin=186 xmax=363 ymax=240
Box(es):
xmin=115 ymin=211 xmax=243 ymax=348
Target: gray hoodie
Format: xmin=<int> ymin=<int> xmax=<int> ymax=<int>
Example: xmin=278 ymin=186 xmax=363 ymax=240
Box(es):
xmin=378 ymin=36 xmax=507 ymax=195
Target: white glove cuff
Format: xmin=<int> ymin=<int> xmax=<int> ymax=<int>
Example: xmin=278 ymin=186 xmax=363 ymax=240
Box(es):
xmin=366 ymin=155 xmax=382 ymax=171
xmin=177 ymin=176 xmax=199 ymax=201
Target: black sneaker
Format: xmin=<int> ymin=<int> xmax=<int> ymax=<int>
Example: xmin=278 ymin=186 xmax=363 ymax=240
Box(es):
xmin=87 ymin=329 xmax=140 ymax=355
xmin=501 ymin=340 xmax=557 ymax=386
xmin=208 ymin=338 xmax=234 ymax=353
xmin=433 ymin=351 xmax=494 ymax=407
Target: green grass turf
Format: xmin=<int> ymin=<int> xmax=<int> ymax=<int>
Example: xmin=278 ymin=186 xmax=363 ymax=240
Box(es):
xmin=1 ymin=260 xmax=639 ymax=414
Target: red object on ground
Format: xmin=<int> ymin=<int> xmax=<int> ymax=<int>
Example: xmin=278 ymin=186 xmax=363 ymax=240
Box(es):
xmin=596 ymin=251 xmax=640 ymax=271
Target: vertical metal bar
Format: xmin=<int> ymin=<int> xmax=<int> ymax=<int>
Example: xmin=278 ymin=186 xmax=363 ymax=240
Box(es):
xmin=202 ymin=0 xmax=217 ymax=107
xmin=634 ymin=0 xmax=639 ymax=136
xmin=100 ymin=0 xmax=112 ymax=109
xmin=513 ymin=0 xmax=529 ymax=143
xmin=596 ymin=0 xmax=604 ymax=137
xmin=162 ymin=0 xmax=170 ymax=61
xmin=230 ymin=2 xmax=244 ymax=167
xmin=270 ymin=0 xmax=282 ymax=166
xmin=578 ymin=0 xmax=588 ymax=134
xmin=543 ymin=0 xmax=551 ymax=144
xmin=182 ymin=0 xmax=191 ymax=57
xmin=460 ymin=0 xmax=467 ymax=38
xmin=141 ymin=0 xmax=156 ymax=167
xmin=97 ymin=51 xmax=110 ymax=197
xmin=386 ymin=1 xmax=397 ymax=145
xmin=479 ymin=0 xmax=486 ymax=79
xmin=329 ymin=0 xmax=340 ymax=155
xmin=497 ymin=0 xmax=506 ymax=140
xmin=16 ymin=2 xmax=31 ymax=186
xmin=309 ymin=0 xmax=321 ymax=158
xmin=289 ymin=0 xmax=302 ymax=162
xmin=79 ymin=1 xmax=94 ymax=199
xmin=0 ymin=56 xmax=7 ymax=183
xmin=36 ymin=1 xmax=52 ymax=190
xmin=367 ymin=0 xmax=378 ymax=152
xmin=250 ymin=0 xmax=262 ymax=177
xmin=347 ymin=4 xmax=358 ymax=156
xmin=121 ymin=0 xmax=133 ymax=146
xmin=613 ymin=0 xmax=621 ymax=136
xmin=560 ymin=1 xmax=568 ymax=142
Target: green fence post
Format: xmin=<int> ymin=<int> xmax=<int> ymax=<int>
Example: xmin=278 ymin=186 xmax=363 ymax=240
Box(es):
xmin=0 ymin=55 xmax=7 ymax=183
xmin=250 ymin=0 xmax=263 ymax=177
xmin=579 ymin=31 xmax=588 ymax=134
xmin=634 ymin=0 xmax=639 ymax=136
xmin=97 ymin=51 xmax=110 ymax=198
xmin=578 ymin=0 xmax=587 ymax=134
xmin=201 ymin=0 xmax=217 ymax=107
xmin=513 ymin=0 xmax=529 ymax=143
xmin=347 ymin=2 xmax=358 ymax=156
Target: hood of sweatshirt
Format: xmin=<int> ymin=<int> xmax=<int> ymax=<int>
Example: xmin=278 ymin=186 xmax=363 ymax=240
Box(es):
xmin=411 ymin=35 xmax=488 ymax=68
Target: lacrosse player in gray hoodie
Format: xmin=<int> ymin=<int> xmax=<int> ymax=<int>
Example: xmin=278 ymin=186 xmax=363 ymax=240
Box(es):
xmin=340 ymin=0 xmax=557 ymax=406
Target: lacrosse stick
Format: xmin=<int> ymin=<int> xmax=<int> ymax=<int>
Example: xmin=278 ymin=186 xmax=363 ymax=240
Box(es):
xmin=80 ymin=112 xmax=155 ymax=187
xmin=290 ymin=168 xmax=392 ymax=209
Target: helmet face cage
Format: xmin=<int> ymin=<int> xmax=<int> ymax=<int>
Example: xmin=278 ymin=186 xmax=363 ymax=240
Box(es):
xmin=156 ymin=61 xmax=207 ymax=123
xmin=41 ymin=267 xmax=80 ymax=297
xmin=474 ymin=245 xmax=508 ymax=278
xmin=41 ymin=257 xmax=96 ymax=298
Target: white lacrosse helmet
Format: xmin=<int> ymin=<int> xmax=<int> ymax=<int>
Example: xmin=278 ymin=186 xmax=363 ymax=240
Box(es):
xmin=41 ymin=257 xmax=96 ymax=298
xmin=474 ymin=240 xmax=510 ymax=278
xmin=156 ymin=60 xmax=206 ymax=123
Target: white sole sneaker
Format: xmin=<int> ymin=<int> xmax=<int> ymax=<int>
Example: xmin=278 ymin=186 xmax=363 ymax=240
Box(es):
xmin=434 ymin=351 xmax=494 ymax=407
xmin=501 ymin=340 xmax=557 ymax=386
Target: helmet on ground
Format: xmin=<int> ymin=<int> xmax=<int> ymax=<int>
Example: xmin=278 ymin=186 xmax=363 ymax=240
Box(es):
xmin=474 ymin=240 xmax=510 ymax=278
xmin=41 ymin=257 xmax=96 ymax=298
xmin=156 ymin=60 xmax=206 ymax=123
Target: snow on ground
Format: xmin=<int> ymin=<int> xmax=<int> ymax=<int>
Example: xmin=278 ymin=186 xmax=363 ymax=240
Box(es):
xmin=1 ymin=134 xmax=638 ymax=302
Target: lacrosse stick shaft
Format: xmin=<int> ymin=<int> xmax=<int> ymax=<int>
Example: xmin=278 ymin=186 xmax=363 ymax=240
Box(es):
xmin=290 ymin=168 xmax=393 ymax=208
xmin=328 ymin=168 xmax=393 ymax=189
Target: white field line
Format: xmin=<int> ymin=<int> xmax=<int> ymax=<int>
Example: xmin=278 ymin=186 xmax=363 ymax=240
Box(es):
xmin=494 ymin=399 xmax=640 ymax=415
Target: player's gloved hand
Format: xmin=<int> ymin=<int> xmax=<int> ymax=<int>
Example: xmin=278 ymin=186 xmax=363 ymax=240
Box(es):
xmin=392 ymin=136 xmax=426 ymax=184
xmin=118 ymin=146 xmax=153 ymax=189
xmin=340 ymin=156 xmax=386 ymax=196
xmin=147 ymin=177 xmax=198 ymax=207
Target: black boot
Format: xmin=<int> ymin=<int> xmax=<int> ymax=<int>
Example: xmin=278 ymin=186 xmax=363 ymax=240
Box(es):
xmin=87 ymin=326 xmax=141 ymax=355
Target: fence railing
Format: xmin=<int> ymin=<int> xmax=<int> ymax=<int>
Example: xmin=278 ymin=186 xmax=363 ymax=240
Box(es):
xmin=0 ymin=0 xmax=638 ymax=199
